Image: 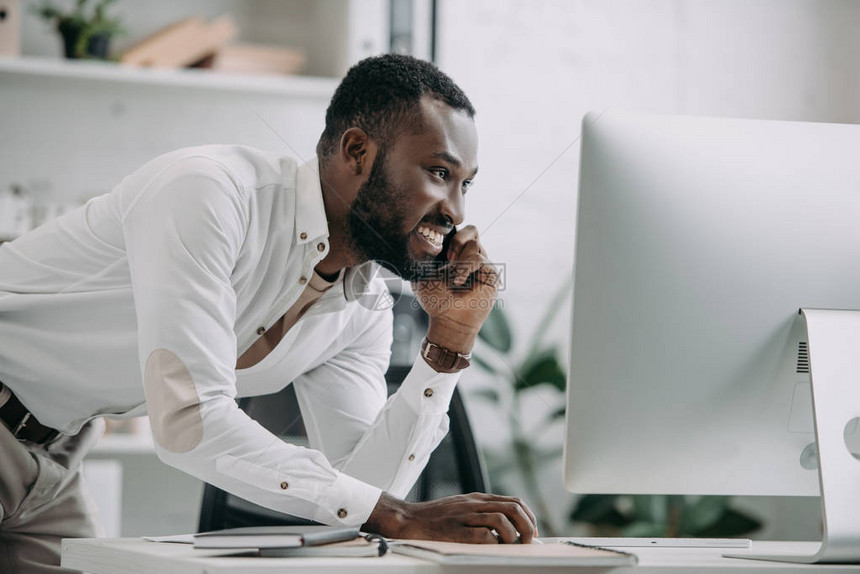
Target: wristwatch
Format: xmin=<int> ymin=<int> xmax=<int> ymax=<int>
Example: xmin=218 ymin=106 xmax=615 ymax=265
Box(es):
xmin=421 ymin=338 xmax=472 ymax=373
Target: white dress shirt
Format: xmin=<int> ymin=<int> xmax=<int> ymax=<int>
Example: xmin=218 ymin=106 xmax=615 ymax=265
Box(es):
xmin=0 ymin=145 xmax=460 ymax=526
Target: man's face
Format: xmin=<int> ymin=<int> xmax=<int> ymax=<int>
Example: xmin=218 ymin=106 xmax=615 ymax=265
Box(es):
xmin=347 ymin=98 xmax=479 ymax=280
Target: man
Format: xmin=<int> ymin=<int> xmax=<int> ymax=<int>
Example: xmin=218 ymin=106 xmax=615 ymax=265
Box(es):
xmin=0 ymin=54 xmax=537 ymax=573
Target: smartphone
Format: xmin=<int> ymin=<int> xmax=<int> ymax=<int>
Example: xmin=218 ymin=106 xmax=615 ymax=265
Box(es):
xmin=435 ymin=227 xmax=457 ymax=263
xmin=435 ymin=227 xmax=474 ymax=291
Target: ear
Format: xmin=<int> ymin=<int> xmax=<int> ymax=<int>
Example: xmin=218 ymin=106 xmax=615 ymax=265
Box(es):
xmin=339 ymin=128 xmax=377 ymax=175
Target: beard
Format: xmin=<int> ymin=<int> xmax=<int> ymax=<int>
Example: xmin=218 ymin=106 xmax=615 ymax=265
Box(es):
xmin=347 ymin=150 xmax=433 ymax=281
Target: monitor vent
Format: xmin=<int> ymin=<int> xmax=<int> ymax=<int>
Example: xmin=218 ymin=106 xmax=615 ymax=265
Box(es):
xmin=796 ymin=341 xmax=809 ymax=374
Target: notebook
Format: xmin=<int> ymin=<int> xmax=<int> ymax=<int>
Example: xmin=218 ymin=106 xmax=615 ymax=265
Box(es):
xmin=390 ymin=539 xmax=638 ymax=566
xmin=193 ymin=525 xmax=360 ymax=550
xmin=258 ymin=536 xmax=387 ymax=558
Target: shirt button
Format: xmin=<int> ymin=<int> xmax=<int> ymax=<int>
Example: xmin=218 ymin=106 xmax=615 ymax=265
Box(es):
xmin=256 ymin=326 xmax=266 ymax=335
xmin=423 ymin=388 xmax=434 ymax=398
xmin=299 ymin=276 xmax=307 ymax=285
xmin=280 ymin=481 xmax=289 ymax=490
xmin=317 ymin=242 xmax=326 ymax=252
xmin=337 ymin=508 xmax=348 ymax=519
xmin=408 ymin=454 xmax=415 ymax=461
xmin=300 ymin=232 xmax=307 ymax=240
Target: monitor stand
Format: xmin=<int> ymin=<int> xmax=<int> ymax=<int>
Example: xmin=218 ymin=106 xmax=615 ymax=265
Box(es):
xmin=561 ymin=537 xmax=750 ymax=548
xmin=725 ymin=308 xmax=860 ymax=564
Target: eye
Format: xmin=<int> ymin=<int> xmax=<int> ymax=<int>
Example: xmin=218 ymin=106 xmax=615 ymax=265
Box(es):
xmin=462 ymin=179 xmax=473 ymax=194
xmin=429 ymin=167 xmax=449 ymax=181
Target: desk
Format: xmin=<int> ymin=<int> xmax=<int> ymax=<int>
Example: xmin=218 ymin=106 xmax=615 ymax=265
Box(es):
xmin=62 ymin=538 xmax=857 ymax=573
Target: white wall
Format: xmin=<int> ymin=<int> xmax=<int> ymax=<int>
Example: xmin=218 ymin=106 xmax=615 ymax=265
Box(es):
xmin=437 ymin=0 xmax=860 ymax=539
xmin=439 ymin=0 xmax=860 ymax=348
xmin=5 ymin=0 xmax=859 ymax=540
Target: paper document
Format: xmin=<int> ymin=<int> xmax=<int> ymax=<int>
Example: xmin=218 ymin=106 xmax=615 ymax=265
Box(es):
xmin=390 ymin=539 xmax=638 ymax=566
xmin=142 ymin=534 xmax=195 ymax=544
xmin=259 ymin=537 xmax=386 ymax=558
xmin=193 ymin=525 xmax=360 ymax=549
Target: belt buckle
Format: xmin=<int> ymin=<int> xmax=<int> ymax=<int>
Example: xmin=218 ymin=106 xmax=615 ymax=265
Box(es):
xmin=12 ymin=411 xmax=32 ymax=437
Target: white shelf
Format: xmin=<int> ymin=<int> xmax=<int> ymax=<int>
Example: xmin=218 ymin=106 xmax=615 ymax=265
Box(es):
xmin=0 ymin=56 xmax=338 ymax=98
xmin=90 ymin=433 xmax=156 ymax=455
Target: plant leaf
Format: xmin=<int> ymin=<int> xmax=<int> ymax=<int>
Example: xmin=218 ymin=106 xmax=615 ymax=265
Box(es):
xmin=471 ymin=353 xmax=497 ymax=374
xmin=632 ymin=494 xmax=674 ymax=526
xmin=478 ymin=305 xmax=513 ymax=353
xmin=683 ymin=496 xmax=729 ymax=534
xmin=515 ymin=348 xmax=566 ymax=392
xmin=592 ymin=508 xmax=631 ymax=529
xmin=525 ymin=275 xmax=572 ymax=358
xmin=631 ymin=495 xmax=657 ymax=522
xmin=485 ymin=460 xmax=517 ymax=476
xmin=695 ymin=508 xmax=762 ymax=538
xmin=569 ymin=494 xmax=619 ymax=523
xmin=622 ymin=520 xmax=667 ymax=538
xmin=470 ymin=388 xmax=500 ymax=403
xmin=482 ymin=451 xmax=518 ymax=476
xmin=530 ymin=446 xmax=563 ymax=465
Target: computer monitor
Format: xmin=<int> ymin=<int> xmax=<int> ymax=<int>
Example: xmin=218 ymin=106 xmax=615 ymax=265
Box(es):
xmin=564 ymin=112 xmax=860 ymax=563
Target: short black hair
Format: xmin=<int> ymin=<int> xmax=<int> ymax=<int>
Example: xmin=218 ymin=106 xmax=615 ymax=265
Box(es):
xmin=317 ymin=53 xmax=475 ymax=163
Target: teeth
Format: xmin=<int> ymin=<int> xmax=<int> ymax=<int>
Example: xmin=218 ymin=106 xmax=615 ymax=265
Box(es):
xmin=417 ymin=226 xmax=442 ymax=246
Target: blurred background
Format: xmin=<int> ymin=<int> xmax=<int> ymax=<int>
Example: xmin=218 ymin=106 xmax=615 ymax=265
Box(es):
xmin=2 ymin=0 xmax=852 ymax=541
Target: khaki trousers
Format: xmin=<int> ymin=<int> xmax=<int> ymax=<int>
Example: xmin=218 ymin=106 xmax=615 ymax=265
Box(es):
xmin=0 ymin=418 xmax=104 ymax=574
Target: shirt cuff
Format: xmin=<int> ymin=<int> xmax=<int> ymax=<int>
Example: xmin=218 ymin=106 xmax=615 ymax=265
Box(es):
xmin=397 ymin=350 xmax=461 ymax=415
xmin=313 ymin=471 xmax=382 ymax=527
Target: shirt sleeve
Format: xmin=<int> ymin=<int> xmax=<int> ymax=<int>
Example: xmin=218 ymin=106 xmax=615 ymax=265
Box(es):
xmin=122 ymin=157 xmax=381 ymax=527
xmin=293 ymin=306 xmax=461 ymax=498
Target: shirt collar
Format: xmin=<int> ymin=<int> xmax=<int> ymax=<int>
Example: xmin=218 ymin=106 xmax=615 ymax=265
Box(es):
xmin=290 ymin=157 xmax=377 ymax=303
xmin=293 ymin=157 xmax=329 ymax=246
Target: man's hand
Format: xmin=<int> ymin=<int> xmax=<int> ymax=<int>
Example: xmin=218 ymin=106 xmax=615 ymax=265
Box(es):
xmin=412 ymin=225 xmax=499 ymax=355
xmin=362 ymin=492 xmax=538 ymax=544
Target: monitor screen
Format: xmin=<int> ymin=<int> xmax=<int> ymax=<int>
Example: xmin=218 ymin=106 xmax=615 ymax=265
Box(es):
xmin=564 ymin=112 xmax=860 ymax=498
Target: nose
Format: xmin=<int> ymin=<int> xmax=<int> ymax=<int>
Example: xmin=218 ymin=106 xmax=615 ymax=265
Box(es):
xmin=440 ymin=186 xmax=465 ymax=227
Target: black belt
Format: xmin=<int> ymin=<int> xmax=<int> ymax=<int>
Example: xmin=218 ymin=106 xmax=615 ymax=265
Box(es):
xmin=0 ymin=384 xmax=60 ymax=445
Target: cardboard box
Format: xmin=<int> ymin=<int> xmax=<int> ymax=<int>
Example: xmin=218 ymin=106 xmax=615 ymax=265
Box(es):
xmin=0 ymin=0 xmax=21 ymax=56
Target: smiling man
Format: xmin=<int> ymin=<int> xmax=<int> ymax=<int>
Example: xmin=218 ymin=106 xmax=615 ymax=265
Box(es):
xmin=0 ymin=54 xmax=536 ymax=573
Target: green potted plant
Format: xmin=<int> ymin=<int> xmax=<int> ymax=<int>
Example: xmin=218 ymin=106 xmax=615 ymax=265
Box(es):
xmin=474 ymin=279 xmax=764 ymax=540
xmin=472 ymin=279 xmax=571 ymax=536
xmin=570 ymin=493 xmax=762 ymax=538
xmin=35 ymin=0 xmax=123 ymax=60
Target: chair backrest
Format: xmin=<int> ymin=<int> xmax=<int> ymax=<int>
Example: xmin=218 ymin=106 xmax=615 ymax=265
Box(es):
xmin=198 ymin=294 xmax=488 ymax=532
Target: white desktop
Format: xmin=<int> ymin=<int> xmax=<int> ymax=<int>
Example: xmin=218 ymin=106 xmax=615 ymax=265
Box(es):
xmin=59 ymin=112 xmax=860 ymax=573
xmin=564 ymin=111 xmax=860 ymax=563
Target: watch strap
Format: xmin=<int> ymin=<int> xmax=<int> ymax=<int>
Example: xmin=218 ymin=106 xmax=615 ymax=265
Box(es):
xmin=421 ymin=338 xmax=471 ymax=373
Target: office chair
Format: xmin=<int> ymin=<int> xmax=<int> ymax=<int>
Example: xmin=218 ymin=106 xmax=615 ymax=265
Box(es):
xmin=198 ymin=293 xmax=488 ymax=532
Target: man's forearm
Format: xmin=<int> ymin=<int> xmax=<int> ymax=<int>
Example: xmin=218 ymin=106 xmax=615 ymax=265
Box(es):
xmin=426 ymin=317 xmax=479 ymax=355
xmin=361 ymin=491 xmax=539 ymax=544
xmin=361 ymin=492 xmax=410 ymax=538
